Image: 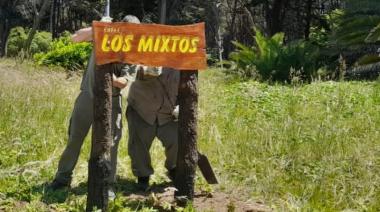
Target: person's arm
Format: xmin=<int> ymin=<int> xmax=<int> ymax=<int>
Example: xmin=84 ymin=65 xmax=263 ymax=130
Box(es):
xmin=112 ymin=64 xmax=132 ymax=89
xmin=112 ymin=74 xmax=128 ymax=89
xmin=71 ymin=27 xmax=93 ymax=43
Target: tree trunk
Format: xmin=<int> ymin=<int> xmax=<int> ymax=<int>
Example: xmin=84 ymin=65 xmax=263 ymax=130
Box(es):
xmin=54 ymin=0 xmax=60 ymax=38
xmin=159 ymin=0 xmax=167 ymax=24
xmin=24 ymin=0 xmax=51 ymax=54
xmin=268 ymin=0 xmax=285 ymax=36
xmin=49 ymin=0 xmax=54 ymax=36
xmin=230 ymin=0 xmax=239 ymax=39
xmin=86 ymin=64 xmax=113 ymax=212
xmin=304 ymin=0 xmax=314 ymax=40
xmin=0 ymin=17 xmax=10 ymax=57
xmin=174 ymin=70 xmax=199 ymax=203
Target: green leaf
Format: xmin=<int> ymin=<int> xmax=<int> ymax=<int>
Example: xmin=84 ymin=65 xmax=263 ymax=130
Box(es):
xmin=356 ymin=54 xmax=380 ymax=65
xmin=366 ymin=23 xmax=380 ymax=43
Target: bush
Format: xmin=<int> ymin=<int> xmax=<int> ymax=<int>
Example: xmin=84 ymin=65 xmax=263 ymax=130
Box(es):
xmin=228 ymin=29 xmax=321 ymax=82
xmin=7 ymin=27 xmax=52 ymax=57
xmin=34 ymin=33 xmax=92 ymax=71
xmin=7 ymin=27 xmax=27 ymax=57
xmin=29 ymin=31 xmax=52 ymax=55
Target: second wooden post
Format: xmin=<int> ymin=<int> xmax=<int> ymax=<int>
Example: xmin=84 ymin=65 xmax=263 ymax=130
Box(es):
xmin=174 ymin=70 xmax=199 ymax=202
xmin=86 ymin=64 xmax=113 ymax=211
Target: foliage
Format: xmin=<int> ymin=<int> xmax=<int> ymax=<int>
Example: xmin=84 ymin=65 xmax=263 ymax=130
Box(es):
xmin=314 ymin=1 xmax=380 ymax=79
xmin=328 ymin=0 xmax=380 ymax=59
xmin=199 ymin=69 xmax=380 ymax=210
xmin=366 ymin=23 xmax=380 ymax=43
xmin=1 ymin=64 xmax=380 ymax=210
xmin=228 ymin=29 xmax=320 ymax=82
xmin=6 ymin=27 xmax=27 ymax=57
xmin=309 ymin=26 xmax=329 ymax=47
xmin=33 ymin=33 xmax=92 ymax=71
xmin=333 ymin=14 xmax=380 ymax=49
xmin=6 ymin=27 xmax=52 ymax=57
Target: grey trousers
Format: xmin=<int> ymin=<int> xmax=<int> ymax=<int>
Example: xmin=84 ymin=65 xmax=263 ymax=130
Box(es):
xmin=126 ymin=106 xmax=178 ymax=177
xmin=54 ymin=90 xmax=122 ymax=184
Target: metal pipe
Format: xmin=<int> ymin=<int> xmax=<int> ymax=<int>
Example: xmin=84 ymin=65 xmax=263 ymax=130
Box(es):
xmin=105 ymin=0 xmax=110 ymax=17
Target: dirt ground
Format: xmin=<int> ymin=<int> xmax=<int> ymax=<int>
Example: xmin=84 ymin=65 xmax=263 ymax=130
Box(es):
xmin=125 ymin=184 xmax=271 ymax=212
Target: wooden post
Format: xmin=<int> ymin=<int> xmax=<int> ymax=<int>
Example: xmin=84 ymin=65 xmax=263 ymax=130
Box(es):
xmin=174 ymin=70 xmax=199 ymax=202
xmin=86 ymin=64 xmax=113 ymax=212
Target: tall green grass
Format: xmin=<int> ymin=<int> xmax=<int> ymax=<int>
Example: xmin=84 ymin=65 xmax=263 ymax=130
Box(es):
xmin=198 ymin=71 xmax=380 ymax=210
xmin=0 ymin=59 xmax=380 ymax=210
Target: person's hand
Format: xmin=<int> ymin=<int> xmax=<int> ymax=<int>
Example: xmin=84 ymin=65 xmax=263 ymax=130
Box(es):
xmin=172 ymin=105 xmax=179 ymax=121
xmin=71 ymin=27 xmax=93 ymax=43
xmin=112 ymin=74 xmax=128 ymax=89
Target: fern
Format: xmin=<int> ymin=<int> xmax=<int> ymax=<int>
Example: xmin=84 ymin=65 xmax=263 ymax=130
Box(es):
xmin=328 ymin=0 xmax=380 ymax=70
xmin=229 ymin=29 xmax=320 ymax=82
xmin=366 ymin=23 xmax=380 ymax=43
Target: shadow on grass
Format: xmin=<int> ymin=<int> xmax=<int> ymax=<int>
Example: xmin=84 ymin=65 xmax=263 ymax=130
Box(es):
xmin=28 ymin=181 xmax=87 ymax=205
xmin=113 ymin=177 xmax=175 ymax=211
xmin=29 ymin=183 xmax=70 ymax=204
xmin=18 ymin=177 xmax=173 ymax=208
xmin=116 ymin=177 xmax=173 ymax=196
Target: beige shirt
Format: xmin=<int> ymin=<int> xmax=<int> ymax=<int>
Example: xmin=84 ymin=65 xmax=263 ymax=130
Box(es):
xmin=127 ymin=67 xmax=179 ymax=126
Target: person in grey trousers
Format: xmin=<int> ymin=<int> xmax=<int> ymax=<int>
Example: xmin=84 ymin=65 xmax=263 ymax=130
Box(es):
xmin=126 ymin=65 xmax=180 ymax=191
xmin=117 ymin=15 xmax=180 ymax=191
xmin=48 ymin=51 xmax=128 ymax=198
xmin=48 ymin=15 xmax=139 ymax=199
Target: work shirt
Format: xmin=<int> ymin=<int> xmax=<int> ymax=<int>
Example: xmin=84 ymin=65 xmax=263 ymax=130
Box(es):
xmin=80 ymin=51 xmax=128 ymax=98
xmin=127 ymin=67 xmax=179 ymax=126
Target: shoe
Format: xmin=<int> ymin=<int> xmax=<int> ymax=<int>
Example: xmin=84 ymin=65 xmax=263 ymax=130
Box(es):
xmin=137 ymin=176 xmax=150 ymax=191
xmin=47 ymin=179 xmax=69 ymax=191
xmin=108 ymin=187 xmax=116 ymax=201
xmin=167 ymin=168 xmax=176 ymax=181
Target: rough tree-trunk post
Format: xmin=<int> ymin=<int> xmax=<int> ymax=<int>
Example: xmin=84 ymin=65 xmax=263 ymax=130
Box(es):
xmin=174 ymin=70 xmax=199 ymax=202
xmin=86 ymin=64 xmax=113 ymax=212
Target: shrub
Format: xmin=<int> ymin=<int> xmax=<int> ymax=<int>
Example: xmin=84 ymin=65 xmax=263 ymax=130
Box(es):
xmin=228 ymin=29 xmax=321 ymax=82
xmin=7 ymin=27 xmax=27 ymax=57
xmin=7 ymin=27 xmax=52 ymax=57
xmin=34 ymin=33 xmax=92 ymax=71
xmin=29 ymin=31 xmax=52 ymax=55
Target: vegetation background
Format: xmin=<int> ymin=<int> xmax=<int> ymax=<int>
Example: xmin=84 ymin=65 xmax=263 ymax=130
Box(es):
xmin=0 ymin=0 xmax=380 ymax=211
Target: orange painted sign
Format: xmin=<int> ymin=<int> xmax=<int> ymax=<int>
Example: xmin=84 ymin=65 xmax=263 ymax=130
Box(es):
xmin=92 ymin=21 xmax=207 ymax=70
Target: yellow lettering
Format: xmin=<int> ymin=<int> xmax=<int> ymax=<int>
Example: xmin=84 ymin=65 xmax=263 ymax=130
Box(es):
xmin=160 ymin=36 xmax=171 ymax=52
xmin=189 ymin=37 xmax=199 ymax=53
xmin=171 ymin=36 xmax=180 ymax=52
xmin=153 ymin=36 xmax=161 ymax=52
xmin=101 ymin=34 xmax=111 ymax=52
xmin=138 ymin=35 xmax=154 ymax=52
xmin=122 ymin=35 xmax=134 ymax=52
xmin=179 ymin=37 xmax=190 ymax=53
xmin=111 ymin=35 xmax=123 ymax=52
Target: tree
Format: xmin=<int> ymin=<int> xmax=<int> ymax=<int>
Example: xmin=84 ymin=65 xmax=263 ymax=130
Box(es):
xmin=0 ymin=0 xmax=23 ymax=57
xmin=23 ymin=0 xmax=51 ymax=55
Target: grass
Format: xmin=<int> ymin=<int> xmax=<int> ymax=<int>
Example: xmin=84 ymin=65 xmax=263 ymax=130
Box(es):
xmin=0 ymin=58 xmax=380 ymax=211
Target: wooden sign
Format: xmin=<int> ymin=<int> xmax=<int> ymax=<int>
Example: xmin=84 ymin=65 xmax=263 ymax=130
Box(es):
xmin=92 ymin=21 xmax=207 ymax=70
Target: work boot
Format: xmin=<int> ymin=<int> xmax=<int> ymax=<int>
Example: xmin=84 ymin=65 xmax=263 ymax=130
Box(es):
xmin=47 ymin=179 xmax=69 ymax=191
xmin=137 ymin=176 xmax=150 ymax=191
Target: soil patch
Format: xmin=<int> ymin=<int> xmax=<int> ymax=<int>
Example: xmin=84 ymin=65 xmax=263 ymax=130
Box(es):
xmin=124 ymin=184 xmax=270 ymax=212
